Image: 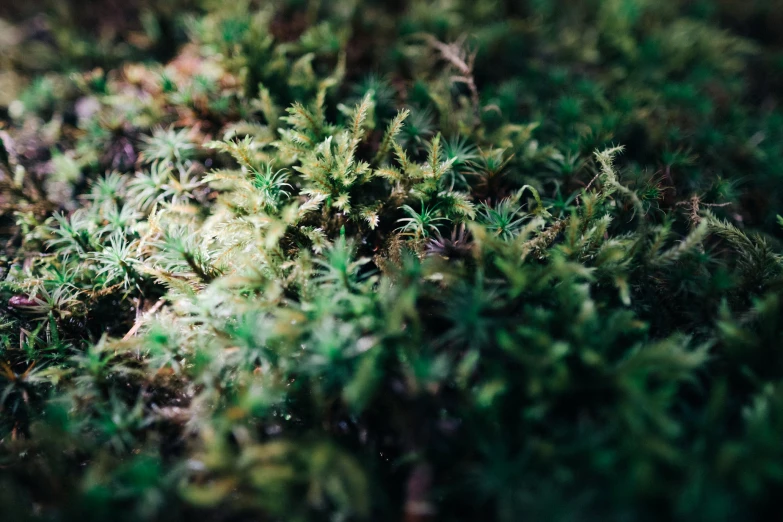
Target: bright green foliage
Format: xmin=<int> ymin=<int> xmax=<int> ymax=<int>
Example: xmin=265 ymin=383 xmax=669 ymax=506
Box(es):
xmin=2 ymin=1 xmax=783 ymax=521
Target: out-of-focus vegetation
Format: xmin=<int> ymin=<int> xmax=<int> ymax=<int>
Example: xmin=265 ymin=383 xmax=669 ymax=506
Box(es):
xmin=2 ymin=0 xmax=783 ymax=520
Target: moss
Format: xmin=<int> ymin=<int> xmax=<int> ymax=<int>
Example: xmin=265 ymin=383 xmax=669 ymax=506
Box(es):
xmin=1 ymin=1 xmax=783 ymax=520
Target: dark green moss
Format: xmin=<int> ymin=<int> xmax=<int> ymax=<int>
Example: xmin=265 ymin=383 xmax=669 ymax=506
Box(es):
xmin=1 ymin=1 xmax=783 ymax=521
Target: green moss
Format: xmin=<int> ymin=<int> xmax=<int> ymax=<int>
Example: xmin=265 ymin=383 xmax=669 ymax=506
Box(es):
xmin=1 ymin=1 xmax=783 ymax=520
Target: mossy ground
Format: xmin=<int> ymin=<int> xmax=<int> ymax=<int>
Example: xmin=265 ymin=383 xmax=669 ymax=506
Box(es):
xmin=2 ymin=1 xmax=783 ymax=521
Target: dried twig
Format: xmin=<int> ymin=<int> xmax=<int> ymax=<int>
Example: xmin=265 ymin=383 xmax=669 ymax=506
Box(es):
xmin=425 ymin=35 xmax=480 ymax=127
xmin=404 ymin=462 xmax=436 ymax=522
xmin=676 ymin=194 xmax=731 ymax=227
xmin=122 ymin=299 xmax=165 ymax=341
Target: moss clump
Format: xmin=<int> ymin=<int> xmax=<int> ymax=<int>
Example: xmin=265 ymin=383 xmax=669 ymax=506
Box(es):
xmin=2 ymin=1 xmax=783 ymax=520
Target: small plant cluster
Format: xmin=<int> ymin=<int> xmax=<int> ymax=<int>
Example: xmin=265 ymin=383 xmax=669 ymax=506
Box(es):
xmin=2 ymin=0 xmax=783 ymax=520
